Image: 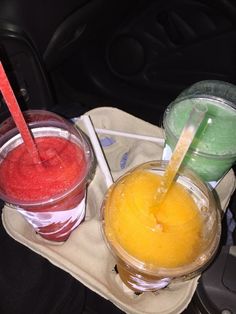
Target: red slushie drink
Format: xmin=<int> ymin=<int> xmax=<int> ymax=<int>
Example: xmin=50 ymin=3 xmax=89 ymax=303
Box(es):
xmin=0 ymin=110 xmax=95 ymax=242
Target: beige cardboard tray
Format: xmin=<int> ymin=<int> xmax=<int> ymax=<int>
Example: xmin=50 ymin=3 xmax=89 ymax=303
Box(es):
xmin=2 ymin=107 xmax=236 ymax=314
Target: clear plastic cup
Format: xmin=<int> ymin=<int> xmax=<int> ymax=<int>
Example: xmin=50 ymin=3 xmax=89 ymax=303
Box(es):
xmin=163 ymin=80 xmax=236 ymax=185
xmin=0 ymin=110 xmax=95 ymax=242
xmin=178 ymin=80 xmax=236 ymax=102
xmin=101 ymin=161 xmax=221 ymax=292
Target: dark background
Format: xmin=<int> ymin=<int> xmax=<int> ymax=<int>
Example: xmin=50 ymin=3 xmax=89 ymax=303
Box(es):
xmin=0 ymin=0 xmax=236 ymax=313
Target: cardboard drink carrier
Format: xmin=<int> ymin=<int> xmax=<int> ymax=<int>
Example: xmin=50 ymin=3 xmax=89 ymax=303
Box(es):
xmin=2 ymin=107 xmax=235 ymax=314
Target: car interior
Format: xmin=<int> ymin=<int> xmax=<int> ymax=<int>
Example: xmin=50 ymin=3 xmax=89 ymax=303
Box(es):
xmin=0 ymin=0 xmax=236 ymax=313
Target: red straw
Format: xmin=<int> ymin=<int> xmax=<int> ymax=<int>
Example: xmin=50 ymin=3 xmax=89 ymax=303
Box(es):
xmin=0 ymin=62 xmax=40 ymax=163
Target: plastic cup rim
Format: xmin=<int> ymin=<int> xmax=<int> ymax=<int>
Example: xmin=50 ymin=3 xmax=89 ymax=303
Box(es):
xmin=163 ymin=94 xmax=236 ymax=159
xmin=0 ymin=126 xmax=95 ymax=208
xmin=102 ymin=160 xmax=222 ymax=278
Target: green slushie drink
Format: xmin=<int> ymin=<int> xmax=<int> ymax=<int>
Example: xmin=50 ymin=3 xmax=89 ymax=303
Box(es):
xmin=163 ymin=91 xmax=236 ymax=184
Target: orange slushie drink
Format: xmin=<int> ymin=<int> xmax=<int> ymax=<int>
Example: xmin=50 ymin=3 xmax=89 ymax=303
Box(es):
xmin=102 ymin=161 xmax=221 ymax=292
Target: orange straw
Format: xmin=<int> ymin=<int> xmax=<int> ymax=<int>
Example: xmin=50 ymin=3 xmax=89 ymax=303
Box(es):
xmin=155 ymin=104 xmax=207 ymax=208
